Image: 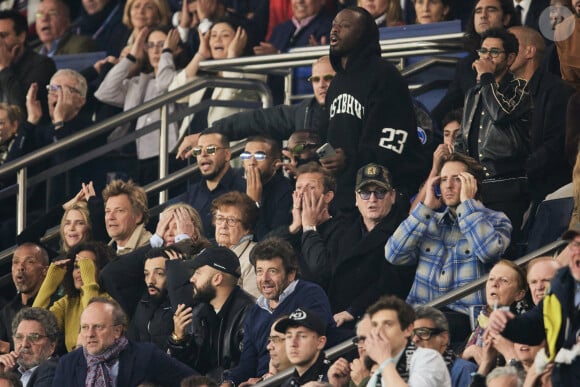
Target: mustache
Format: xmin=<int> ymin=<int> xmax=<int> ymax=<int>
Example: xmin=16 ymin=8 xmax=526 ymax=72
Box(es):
xmin=147 ymin=285 xmax=162 ymax=293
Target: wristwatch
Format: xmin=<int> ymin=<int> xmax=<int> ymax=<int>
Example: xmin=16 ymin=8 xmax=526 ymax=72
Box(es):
xmin=171 ymin=332 xmax=185 ymax=343
xmin=303 ymin=225 xmax=317 ymax=233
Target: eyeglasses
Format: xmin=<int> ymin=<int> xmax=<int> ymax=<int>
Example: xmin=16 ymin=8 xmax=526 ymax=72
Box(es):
xmin=286 ymin=143 xmax=318 ymax=155
xmin=240 ymin=151 xmax=268 ymax=161
xmin=352 ymin=336 xmax=366 ymax=347
xmin=46 ymin=84 xmax=82 ymax=95
xmin=357 ymin=189 xmax=388 ymax=200
xmin=35 ymin=10 xmax=59 ymax=19
xmin=145 ymin=41 xmax=165 ymax=50
xmin=215 ymin=215 xmax=241 ymax=227
xmin=307 ymin=74 xmax=335 ymax=83
xmin=476 ymin=48 xmax=505 ymax=58
xmin=412 ymin=327 xmax=446 ymax=341
xmin=191 ymin=145 xmax=224 ymax=156
xmin=14 ymin=333 xmax=48 ymax=343
xmin=267 ymin=336 xmax=286 ymax=344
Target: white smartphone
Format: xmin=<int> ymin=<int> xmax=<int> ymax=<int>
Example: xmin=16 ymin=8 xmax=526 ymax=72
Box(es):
xmin=316 ymin=143 xmax=336 ymax=159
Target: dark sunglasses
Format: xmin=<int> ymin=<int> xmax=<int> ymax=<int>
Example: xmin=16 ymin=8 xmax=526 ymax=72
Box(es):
xmin=286 ymin=143 xmax=318 ymax=155
xmin=412 ymin=327 xmax=446 ymax=341
xmin=191 ymin=145 xmax=223 ymax=156
xmin=307 ymin=74 xmax=335 ymax=83
xmin=240 ymin=151 xmax=267 ymax=161
xmin=357 ymin=189 xmax=388 ymax=200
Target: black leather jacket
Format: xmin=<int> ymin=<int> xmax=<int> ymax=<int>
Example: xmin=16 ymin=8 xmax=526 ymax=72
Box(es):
xmin=167 ymin=286 xmax=255 ymax=379
xmin=455 ymin=72 xmax=532 ymax=179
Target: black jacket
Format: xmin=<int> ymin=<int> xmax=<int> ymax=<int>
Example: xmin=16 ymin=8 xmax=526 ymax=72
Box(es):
xmin=526 ymin=69 xmax=575 ymax=201
xmin=281 ymin=353 xmax=330 ymax=387
xmin=300 ymin=203 xmax=416 ymax=321
xmin=100 ymin=243 xmax=175 ymax=351
xmin=326 ymin=8 xmax=429 ymax=211
xmin=167 ymin=285 xmax=255 ymax=378
xmin=128 ymin=294 xmax=174 ymax=351
xmin=208 ymin=97 xmax=328 ymax=142
xmin=165 ymin=258 xmax=255 ymax=377
xmin=456 ymin=72 xmax=532 ymax=179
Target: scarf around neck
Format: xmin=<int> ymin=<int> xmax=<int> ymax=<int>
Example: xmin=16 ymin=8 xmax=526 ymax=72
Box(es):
xmin=84 ymin=336 xmax=129 ymax=387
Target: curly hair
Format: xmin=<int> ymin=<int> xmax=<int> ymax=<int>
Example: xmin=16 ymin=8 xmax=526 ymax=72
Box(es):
xmin=61 ymin=242 xmax=114 ymax=298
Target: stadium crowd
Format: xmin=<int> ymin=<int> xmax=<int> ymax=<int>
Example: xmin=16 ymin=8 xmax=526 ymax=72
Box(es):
xmin=0 ymin=0 xmax=580 ymax=386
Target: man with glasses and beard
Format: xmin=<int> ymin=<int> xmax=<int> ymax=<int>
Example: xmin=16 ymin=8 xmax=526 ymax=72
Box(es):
xmin=0 ymin=308 xmax=59 ymax=387
xmin=182 ymin=133 xmax=245 ymax=237
xmin=169 ymin=247 xmax=255 ymax=379
xmin=241 ymin=136 xmax=292 ymax=240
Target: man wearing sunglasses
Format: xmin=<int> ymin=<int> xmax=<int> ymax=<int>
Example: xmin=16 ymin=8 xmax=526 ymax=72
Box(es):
xmin=297 ymin=163 xmax=415 ymax=330
xmin=182 ymin=132 xmax=245 ymax=237
xmin=455 ymin=27 xmax=531 ymax=247
xmin=412 ymin=306 xmax=477 ymax=387
xmin=176 ymin=56 xmax=335 ymax=160
xmin=242 ymin=136 xmax=293 ymax=240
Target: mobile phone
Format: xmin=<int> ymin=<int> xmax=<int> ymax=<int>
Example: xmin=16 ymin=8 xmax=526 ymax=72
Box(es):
xmin=434 ymin=184 xmax=441 ymax=199
xmin=316 ymin=143 xmax=336 ymax=159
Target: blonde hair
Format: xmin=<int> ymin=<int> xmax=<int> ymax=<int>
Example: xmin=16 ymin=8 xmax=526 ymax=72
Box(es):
xmin=59 ymin=202 xmax=92 ymax=253
xmin=0 ymin=102 xmax=22 ymax=123
xmin=122 ymin=0 xmax=171 ymax=29
xmin=161 ymin=203 xmax=204 ymax=237
xmin=358 ymin=0 xmax=403 ymax=26
xmin=102 ymin=179 xmax=149 ymax=225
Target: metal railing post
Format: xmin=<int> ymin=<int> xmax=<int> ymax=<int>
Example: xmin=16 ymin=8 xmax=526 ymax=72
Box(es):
xmin=158 ymin=104 xmax=169 ymax=204
xmin=16 ymin=167 xmax=27 ymax=233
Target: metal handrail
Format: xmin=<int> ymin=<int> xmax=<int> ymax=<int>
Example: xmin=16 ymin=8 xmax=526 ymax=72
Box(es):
xmin=253 ymin=239 xmax=568 ymax=387
xmin=0 ymin=77 xmax=272 ymax=231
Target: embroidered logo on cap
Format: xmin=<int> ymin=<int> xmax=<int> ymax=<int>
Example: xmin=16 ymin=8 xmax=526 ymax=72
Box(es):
xmin=365 ymin=166 xmax=378 ymax=177
xmin=290 ymin=308 xmax=307 ymax=320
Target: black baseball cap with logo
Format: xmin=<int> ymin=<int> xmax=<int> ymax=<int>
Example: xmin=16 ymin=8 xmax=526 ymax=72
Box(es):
xmin=275 ymin=307 xmax=326 ymax=336
xmin=355 ymin=163 xmax=393 ymax=191
xmin=185 ymin=246 xmax=241 ymax=278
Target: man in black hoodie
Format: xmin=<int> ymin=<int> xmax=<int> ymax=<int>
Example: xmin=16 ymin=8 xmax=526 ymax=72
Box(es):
xmin=326 ymin=7 xmax=429 ymax=213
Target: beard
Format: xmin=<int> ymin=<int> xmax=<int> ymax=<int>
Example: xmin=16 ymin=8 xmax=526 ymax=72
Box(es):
xmin=202 ymin=159 xmax=227 ymax=181
xmin=192 ymin=280 xmax=217 ymax=303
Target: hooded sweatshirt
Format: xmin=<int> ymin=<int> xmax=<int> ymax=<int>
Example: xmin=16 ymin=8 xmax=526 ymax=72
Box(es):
xmin=326 ymin=7 xmax=430 ymax=212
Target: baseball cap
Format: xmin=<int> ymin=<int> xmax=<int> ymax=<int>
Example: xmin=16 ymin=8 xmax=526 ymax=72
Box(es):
xmin=185 ymin=246 xmax=241 ymax=278
xmin=275 ymin=308 xmax=326 ymax=336
xmin=562 ymin=223 xmax=580 ymax=241
xmin=355 ymin=163 xmax=393 ymax=191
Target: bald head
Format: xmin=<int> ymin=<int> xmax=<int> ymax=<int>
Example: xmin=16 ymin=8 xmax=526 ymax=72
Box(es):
xmin=508 ymin=26 xmax=546 ymax=79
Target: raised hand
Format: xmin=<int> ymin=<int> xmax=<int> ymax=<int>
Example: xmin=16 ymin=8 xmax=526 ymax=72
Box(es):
xmin=176 ymin=133 xmax=201 ymax=160
xmin=26 ymin=83 xmax=42 ymax=125
xmin=172 ymin=303 xmax=193 ymax=340
xmin=424 ymin=175 xmax=442 ymax=210
xmin=227 ymin=27 xmax=247 ymax=58
xmin=458 ymin=172 xmax=477 ymax=203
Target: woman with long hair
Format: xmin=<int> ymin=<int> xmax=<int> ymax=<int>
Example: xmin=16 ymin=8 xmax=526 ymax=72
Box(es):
xmin=32 ymin=241 xmax=114 ymax=352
